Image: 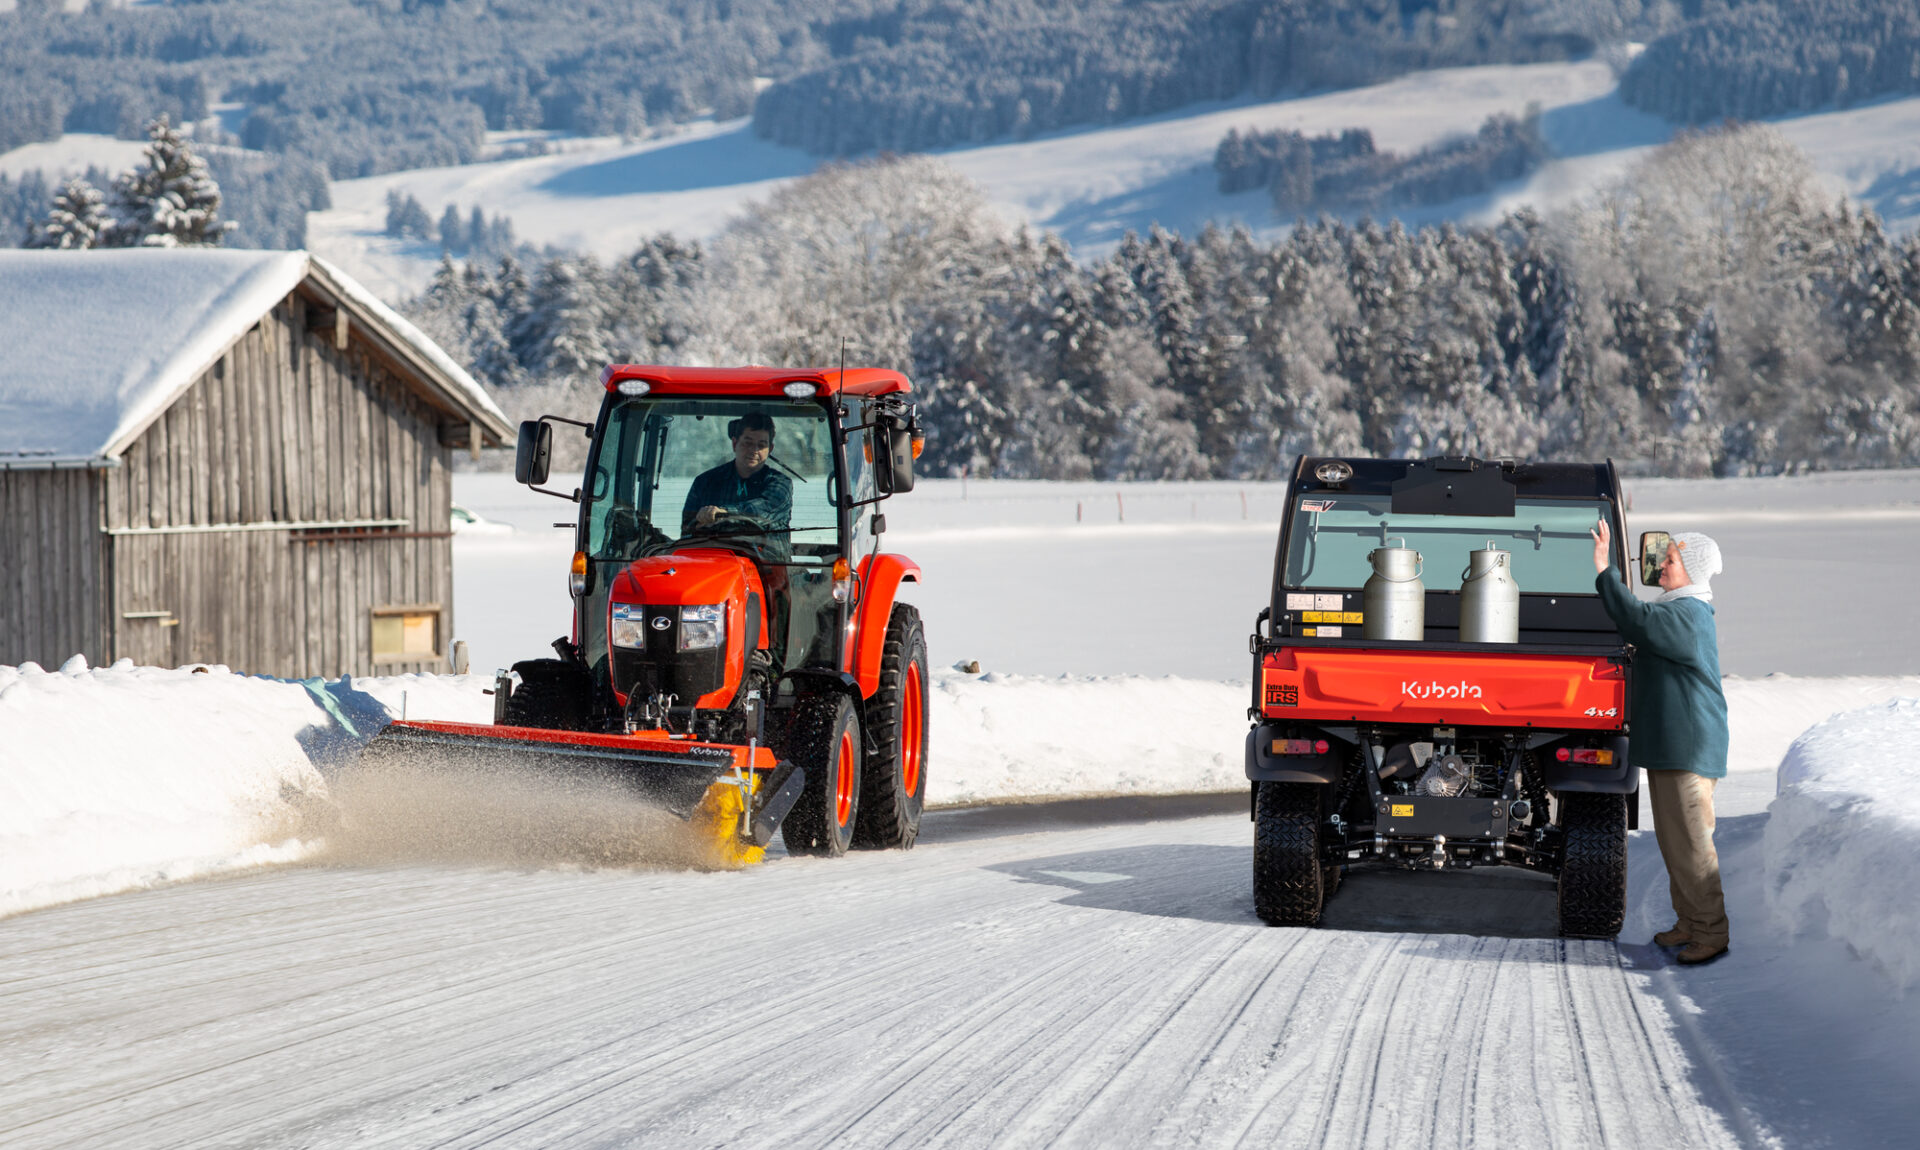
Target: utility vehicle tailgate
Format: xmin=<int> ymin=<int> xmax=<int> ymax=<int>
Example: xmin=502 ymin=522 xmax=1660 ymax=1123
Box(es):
xmin=1260 ymin=646 xmax=1627 ymax=729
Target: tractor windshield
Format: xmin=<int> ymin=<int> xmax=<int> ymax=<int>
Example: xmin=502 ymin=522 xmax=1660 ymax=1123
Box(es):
xmin=1284 ymin=494 xmax=1609 ymax=594
xmin=585 ymin=398 xmax=841 ymax=567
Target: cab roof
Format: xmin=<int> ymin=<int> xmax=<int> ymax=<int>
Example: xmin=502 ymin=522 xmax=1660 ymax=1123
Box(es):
xmin=601 ymin=364 xmax=912 ymax=398
xmin=1294 ymin=455 xmax=1618 ymax=502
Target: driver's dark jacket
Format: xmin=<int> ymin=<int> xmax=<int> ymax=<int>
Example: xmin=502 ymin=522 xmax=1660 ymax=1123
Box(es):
xmin=681 ymin=461 xmax=792 ymax=559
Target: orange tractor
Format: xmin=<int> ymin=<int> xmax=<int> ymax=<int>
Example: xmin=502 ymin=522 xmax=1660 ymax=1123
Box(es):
xmin=1249 ymin=456 xmax=1638 ymax=937
xmin=366 ymin=366 xmax=930 ymax=865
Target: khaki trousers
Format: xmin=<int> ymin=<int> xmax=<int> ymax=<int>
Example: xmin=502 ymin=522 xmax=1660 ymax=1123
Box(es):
xmin=1647 ymin=769 xmax=1728 ymax=948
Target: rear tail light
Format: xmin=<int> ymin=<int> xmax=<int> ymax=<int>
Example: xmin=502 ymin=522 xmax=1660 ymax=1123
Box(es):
xmin=1556 ymin=747 xmax=1614 ymax=765
xmin=1272 ymin=739 xmax=1330 ymax=756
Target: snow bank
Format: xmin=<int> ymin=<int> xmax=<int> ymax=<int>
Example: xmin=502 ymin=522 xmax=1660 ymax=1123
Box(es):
xmin=6 ymin=658 xmax=1916 ymax=921
xmin=1764 ymin=697 xmax=1920 ymax=992
xmin=0 ymin=660 xmax=491 ymax=919
xmin=928 ymin=671 xmax=1245 ymax=805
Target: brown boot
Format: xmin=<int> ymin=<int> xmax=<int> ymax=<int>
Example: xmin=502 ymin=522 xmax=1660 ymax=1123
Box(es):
xmin=1676 ymin=940 xmax=1729 ymax=965
xmin=1653 ymin=926 xmax=1691 ymax=948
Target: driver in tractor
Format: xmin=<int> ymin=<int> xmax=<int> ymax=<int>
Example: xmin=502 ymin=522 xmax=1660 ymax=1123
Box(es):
xmin=681 ymin=411 xmax=793 ymax=556
xmin=681 ymin=410 xmax=797 ymax=664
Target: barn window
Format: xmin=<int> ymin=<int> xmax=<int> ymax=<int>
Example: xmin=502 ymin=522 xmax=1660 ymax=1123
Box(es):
xmin=372 ymin=605 xmax=441 ymax=662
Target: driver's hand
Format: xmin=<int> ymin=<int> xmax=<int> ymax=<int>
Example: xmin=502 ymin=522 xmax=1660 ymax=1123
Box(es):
xmin=1590 ymin=518 xmax=1611 ymax=573
xmin=695 ymin=506 xmax=725 ymax=527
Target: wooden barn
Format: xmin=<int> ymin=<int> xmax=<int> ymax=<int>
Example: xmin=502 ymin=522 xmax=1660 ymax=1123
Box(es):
xmin=0 ymin=249 xmax=512 ymax=677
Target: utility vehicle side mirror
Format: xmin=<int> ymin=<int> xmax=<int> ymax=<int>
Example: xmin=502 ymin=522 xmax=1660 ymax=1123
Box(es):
xmin=515 ymin=420 xmax=553 ymax=486
xmin=1639 ymin=530 xmax=1672 ymax=586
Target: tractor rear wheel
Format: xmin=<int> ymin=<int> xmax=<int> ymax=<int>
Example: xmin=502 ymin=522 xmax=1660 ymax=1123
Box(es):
xmin=1253 ymin=781 xmax=1326 ymax=926
xmin=780 ymin=693 xmax=862 ymax=857
xmin=1556 ymin=791 xmax=1628 ymax=939
xmin=501 ymin=659 xmax=589 ymax=730
xmin=853 ymin=604 xmax=928 ymax=850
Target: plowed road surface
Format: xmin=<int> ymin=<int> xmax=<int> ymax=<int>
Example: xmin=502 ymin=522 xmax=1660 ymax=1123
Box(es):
xmin=2 ymin=797 xmax=1750 ymax=1149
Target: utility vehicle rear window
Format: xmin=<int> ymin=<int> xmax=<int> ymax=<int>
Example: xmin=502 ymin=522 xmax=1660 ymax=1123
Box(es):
xmin=1284 ymin=494 xmax=1609 ymax=594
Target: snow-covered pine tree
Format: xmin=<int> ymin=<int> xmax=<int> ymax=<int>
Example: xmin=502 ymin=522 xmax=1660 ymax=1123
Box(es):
xmin=27 ymin=177 xmax=112 ymax=249
xmin=105 ymin=115 xmax=232 ymax=248
xmin=439 ymin=204 xmax=466 ymax=253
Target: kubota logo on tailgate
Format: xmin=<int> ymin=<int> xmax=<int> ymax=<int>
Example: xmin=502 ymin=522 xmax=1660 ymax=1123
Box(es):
xmin=1403 ymin=679 xmax=1484 ymax=700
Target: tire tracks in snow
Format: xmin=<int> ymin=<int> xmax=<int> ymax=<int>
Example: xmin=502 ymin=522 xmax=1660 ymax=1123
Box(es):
xmin=0 ymin=807 xmax=1750 ymax=1148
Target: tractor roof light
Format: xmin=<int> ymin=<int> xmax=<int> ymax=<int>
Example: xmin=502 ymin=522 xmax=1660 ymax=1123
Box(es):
xmin=1314 ymin=461 xmax=1353 ymax=484
xmin=616 ymin=379 xmax=651 ymax=396
xmin=783 ymin=381 xmax=818 ymax=398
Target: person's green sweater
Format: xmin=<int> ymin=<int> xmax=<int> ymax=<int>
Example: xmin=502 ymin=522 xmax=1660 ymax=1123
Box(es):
xmin=1595 ymin=568 xmax=1729 ymax=778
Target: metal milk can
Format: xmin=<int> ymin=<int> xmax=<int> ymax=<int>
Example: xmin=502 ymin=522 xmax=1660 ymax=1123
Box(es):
xmin=1459 ymin=541 xmax=1520 ymax=643
xmin=1362 ymin=539 xmax=1425 ymax=641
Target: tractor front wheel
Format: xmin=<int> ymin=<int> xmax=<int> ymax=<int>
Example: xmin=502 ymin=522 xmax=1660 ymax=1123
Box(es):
xmin=1253 ymin=781 xmax=1327 ymax=926
xmin=1556 ymin=791 xmax=1628 ymax=939
xmin=854 ymin=604 xmax=928 ymax=850
xmin=780 ymin=693 xmax=862 ymax=857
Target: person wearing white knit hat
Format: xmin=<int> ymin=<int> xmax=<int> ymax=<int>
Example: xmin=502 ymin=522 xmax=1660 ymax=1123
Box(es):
xmin=1590 ymin=520 xmax=1731 ymax=965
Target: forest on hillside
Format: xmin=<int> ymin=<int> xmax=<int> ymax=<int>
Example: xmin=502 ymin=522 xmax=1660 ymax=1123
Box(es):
xmin=4 ymin=1 xmax=1917 ymax=181
xmin=1620 ymin=1 xmax=1920 ymax=123
xmin=0 ymin=1 xmax=1628 ymax=178
xmin=405 ymin=126 xmax=1920 ymax=480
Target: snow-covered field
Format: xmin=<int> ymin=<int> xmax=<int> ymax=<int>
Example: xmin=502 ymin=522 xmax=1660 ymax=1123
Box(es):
xmin=288 ymin=60 xmax=1920 ymax=300
xmin=17 ymin=60 xmax=1920 ymax=304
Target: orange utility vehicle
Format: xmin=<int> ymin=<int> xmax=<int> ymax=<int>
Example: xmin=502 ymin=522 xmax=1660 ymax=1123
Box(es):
xmin=366 ymin=366 xmax=929 ymax=865
xmin=1247 ymin=456 xmax=1636 ymax=937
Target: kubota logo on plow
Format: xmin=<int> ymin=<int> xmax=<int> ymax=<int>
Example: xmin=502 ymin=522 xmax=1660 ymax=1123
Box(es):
xmin=1402 ymin=679 xmax=1484 ymax=700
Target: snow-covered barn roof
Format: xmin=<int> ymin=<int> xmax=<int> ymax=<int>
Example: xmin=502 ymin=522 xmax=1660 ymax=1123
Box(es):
xmin=0 ymin=249 xmax=510 ymax=467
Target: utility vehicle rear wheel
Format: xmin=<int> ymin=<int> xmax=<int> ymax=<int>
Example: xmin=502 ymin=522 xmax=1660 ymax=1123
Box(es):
xmin=1556 ymin=791 xmax=1628 ymax=939
xmin=1254 ymin=781 xmax=1326 ymax=926
xmin=853 ymin=604 xmax=928 ymax=850
xmin=780 ymin=693 xmax=862 ymax=857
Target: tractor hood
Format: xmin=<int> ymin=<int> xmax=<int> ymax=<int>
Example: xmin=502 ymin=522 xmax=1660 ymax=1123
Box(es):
xmin=608 ymin=549 xmax=757 ymax=608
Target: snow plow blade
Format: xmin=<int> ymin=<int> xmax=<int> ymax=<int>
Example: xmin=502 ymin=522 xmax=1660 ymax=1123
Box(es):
xmin=358 ymin=719 xmax=795 ymax=867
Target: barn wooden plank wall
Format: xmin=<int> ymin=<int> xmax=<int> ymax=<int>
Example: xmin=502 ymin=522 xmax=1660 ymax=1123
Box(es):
xmin=0 ymin=469 xmax=107 ymax=668
xmin=96 ymin=292 xmax=455 ymax=678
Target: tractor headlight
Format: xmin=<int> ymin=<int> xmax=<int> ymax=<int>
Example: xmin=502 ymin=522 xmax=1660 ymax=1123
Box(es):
xmin=610 ymin=603 xmax=647 ymax=648
xmin=679 ymin=603 xmax=725 ymax=651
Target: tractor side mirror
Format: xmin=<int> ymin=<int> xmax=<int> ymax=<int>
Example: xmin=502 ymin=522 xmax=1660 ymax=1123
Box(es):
xmin=515 ymin=420 xmax=553 ymax=487
xmin=879 ymin=422 xmax=916 ymax=494
xmin=1639 ymin=530 xmax=1672 ymax=586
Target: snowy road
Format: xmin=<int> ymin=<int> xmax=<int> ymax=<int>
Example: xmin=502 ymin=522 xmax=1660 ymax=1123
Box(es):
xmin=1 ymin=798 xmax=1745 ymax=1150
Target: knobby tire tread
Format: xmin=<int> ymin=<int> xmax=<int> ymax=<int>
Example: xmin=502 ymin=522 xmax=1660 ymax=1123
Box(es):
xmin=1254 ymin=781 xmax=1326 ymax=926
xmin=1557 ymin=791 xmax=1628 ymax=939
xmin=853 ymin=604 xmax=927 ymax=850
xmin=779 ymin=693 xmax=859 ymax=857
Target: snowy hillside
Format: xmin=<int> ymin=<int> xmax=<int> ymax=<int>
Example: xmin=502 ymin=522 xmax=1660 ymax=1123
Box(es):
xmin=286 ymin=59 xmax=1920 ymax=300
